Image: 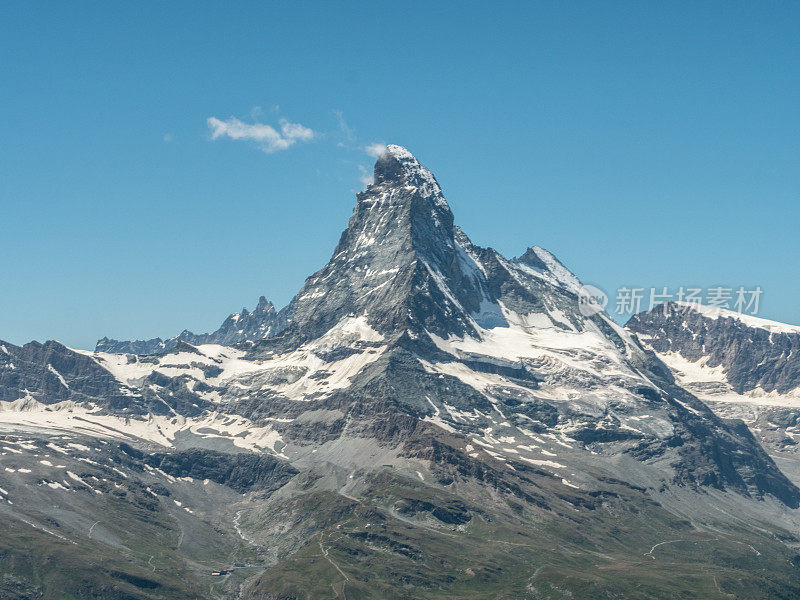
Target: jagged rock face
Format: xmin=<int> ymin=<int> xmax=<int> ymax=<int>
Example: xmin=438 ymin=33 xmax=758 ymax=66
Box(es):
xmin=627 ymin=301 xmax=800 ymax=395
xmin=0 ymin=340 xmax=141 ymax=409
xmin=273 ymin=145 xmax=486 ymax=346
xmin=95 ymin=336 xmax=170 ymax=355
xmin=0 ymin=339 xmax=216 ymax=416
xmin=200 ymin=296 xmax=280 ymax=345
xmin=627 ymin=302 xmax=800 ymax=462
xmin=96 ymin=295 xmax=280 ymax=354
xmin=117 ymin=443 xmax=299 ymax=494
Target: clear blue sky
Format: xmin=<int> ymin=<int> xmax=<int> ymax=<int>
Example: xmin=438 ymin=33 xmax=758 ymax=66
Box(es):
xmin=2 ymin=1 xmax=799 ymax=349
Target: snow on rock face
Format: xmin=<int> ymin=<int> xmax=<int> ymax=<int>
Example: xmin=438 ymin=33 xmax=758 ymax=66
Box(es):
xmin=427 ymin=303 xmax=636 ymax=384
xmin=0 ymin=339 xmax=143 ymax=409
xmin=417 ymin=290 xmax=682 ymax=458
xmin=515 ymin=247 xmax=584 ymax=296
xmin=225 ymin=315 xmax=387 ymax=401
xmin=374 ymin=145 xmax=445 ymax=205
xmin=653 ymin=350 xmax=800 ymax=407
xmin=0 ymin=396 xmax=286 ymax=453
xmin=85 ymin=317 xmax=387 ymax=406
xmin=673 ymin=302 xmax=800 ymax=335
xmin=627 ymin=301 xmax=800 ymax=397
xmin=627 ymin=301 xmax=800 ymax=466
xmin=86 ymin=345 xmax=259 ymax=388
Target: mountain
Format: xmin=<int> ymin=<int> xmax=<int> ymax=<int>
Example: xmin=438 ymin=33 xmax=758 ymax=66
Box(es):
xmin=627 ymin=301 xmax=800 ymax=397
xmin=3 ymin=146 xmax=800 ymax=599
xmin=96 ymin=295 xmax=280 ymax=354
xmin=627 ymin=301 xmax=800 ymax=480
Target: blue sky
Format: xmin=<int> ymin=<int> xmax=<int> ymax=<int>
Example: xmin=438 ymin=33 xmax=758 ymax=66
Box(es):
xmin=2 ymin=1 xmax=799 ymax=349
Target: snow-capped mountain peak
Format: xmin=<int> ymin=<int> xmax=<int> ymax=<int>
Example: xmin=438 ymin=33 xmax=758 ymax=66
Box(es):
xmin=372 ymin=144 xmax=445 ymax=203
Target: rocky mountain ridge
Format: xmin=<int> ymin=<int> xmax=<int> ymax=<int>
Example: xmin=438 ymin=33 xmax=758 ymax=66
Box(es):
xmin=627 ymin=301 xmax=800 ymax=478
xmin=627 ymin=301 xmax=800 ymax=396
xmin=96 ymin=295 xmax=281 ymax=354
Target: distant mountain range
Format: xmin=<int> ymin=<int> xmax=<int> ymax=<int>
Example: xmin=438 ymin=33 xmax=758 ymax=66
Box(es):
xmin=96 ymin=295 xmax=281 ymax=354
xmin=2 ymin=146 xmax=800 ymax=599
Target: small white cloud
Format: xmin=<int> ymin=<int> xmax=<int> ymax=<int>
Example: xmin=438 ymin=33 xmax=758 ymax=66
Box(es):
xmin=279 ymin=120 xmax=315 ymax=142
xmin=207 ymin=116 xmax=315 ymax=154
xmin=363 ymin=143 xmax=387 ymax=158
xmin=358 ymin=165 xmax=373 ymax=188
xmin=333 ymin=109 xmax=356 ymax=142
xmin=163 ymin=133 xmax=174 ymax=142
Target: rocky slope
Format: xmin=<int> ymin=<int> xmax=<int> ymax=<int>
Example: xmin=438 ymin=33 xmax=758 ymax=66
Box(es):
xmin=2 ymin=147 xmax=800 ymax=599
xmin=627 ymin=301 xmax=800 ymax=479
xmin=627 ymin=301 xmax=800 ymax=397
